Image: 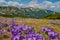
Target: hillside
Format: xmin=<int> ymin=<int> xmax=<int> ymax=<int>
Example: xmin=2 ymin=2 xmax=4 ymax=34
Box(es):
xmin=0 ymin=6 xmax=59 ymax=19
xmin=45 ymin=13 xmax=60 ymax=19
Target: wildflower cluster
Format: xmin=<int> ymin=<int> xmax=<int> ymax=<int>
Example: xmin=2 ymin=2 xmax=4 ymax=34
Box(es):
xmin=0 ymin=21 xmax=60 ymax=40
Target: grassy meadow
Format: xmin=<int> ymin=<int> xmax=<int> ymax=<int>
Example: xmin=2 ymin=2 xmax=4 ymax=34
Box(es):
xmin=0 ymin=16 xmax=60 ymax=40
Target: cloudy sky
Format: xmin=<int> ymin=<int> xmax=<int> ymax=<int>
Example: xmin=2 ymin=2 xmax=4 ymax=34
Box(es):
xmin=0 ymin=0 xmax=60 ymax=12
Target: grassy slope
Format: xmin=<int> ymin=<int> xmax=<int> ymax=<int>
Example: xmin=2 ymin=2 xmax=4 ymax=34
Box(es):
xmin=45 ymin=13 xmax=60 ymax=19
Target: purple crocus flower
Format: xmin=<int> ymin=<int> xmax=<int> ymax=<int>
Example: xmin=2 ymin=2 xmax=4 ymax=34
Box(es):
xmin=42 ymin=27 xmax=53 ymax=34
xmin=23 ymin=37 xmax=32 ymax=40
xmin=9 ymin=23 xmax=18 ymax=27
xmin=10 ymin=28 xmax=16 ymax=36
xmin=19 ymin=24 xmax=32 ymax=31
xmin=50 ymin=39 xmax=56 ymax=40
xmin=48 ymin=31 xmax=58 ymax=40
xmin=24 ymin=33 xmax=36 ymax=40
xmin=26 ymin=31 xmax=35 ymax=34
xmin=57 ymin=34 xmax=60 ymax=40
xmin=10 ymin=28 xmax=22 ymax=36
xmin=20 ymin=25 xmax=29 ymax=31
xmin=36 ymin=32 xmax=45 ymax=40
xmin=26 ymin=26 xmax=34 ymax=34
xmin=0 ymin=30 xmax=5 ymax=35
xmin=19 ymin=24 xmax=34 ymax=34
xmin=18 ymin=24 xmax=26 ymax=31
xmin=29 ymin=37 xmax=36 ymax=40
xmin=24 ymin=33 xmax=35 ymax=38
xmin=9 ymin=24 xmax=22 ymax=36
xmin=11 ymin=35 xmax=21 ymax=40
xmin=24 ymin=32 xmax=45 ymax=40
xmin=2 ymin=22 xmax=8 ymax=27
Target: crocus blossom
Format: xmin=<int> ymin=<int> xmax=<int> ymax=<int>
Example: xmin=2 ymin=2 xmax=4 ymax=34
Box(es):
xmin=48 ymin=31 xmax=58 ymax=40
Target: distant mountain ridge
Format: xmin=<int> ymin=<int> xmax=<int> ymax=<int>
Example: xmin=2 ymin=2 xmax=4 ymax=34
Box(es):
xmin=0 ymin=6 xmax=59 ymax=19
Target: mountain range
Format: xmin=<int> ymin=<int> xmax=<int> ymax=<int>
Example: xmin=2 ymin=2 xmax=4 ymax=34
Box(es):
xmin=0 ymin=6 xmax=60 ymax=19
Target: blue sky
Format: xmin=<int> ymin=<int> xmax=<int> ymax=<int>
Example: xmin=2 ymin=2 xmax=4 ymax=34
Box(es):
xmin=38 ymin=0 xmax=60 ymax=3
xmin=5 ymin=0 xmax=60 ymax=3
xmin=46 ymin=0 xmax=60 ymax=2
xmin=0 ymin=0 xmax=60 ymax=12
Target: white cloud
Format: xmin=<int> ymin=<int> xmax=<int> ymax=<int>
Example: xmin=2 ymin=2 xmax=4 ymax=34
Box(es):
xmin=0 ymin=0 xmax=5 ymax=2
xmin=7 ymin=1 xmax=22 ymax=7
xmin=41 ymin=1 xmax=60 ymax=12
xmin=27 ymin=0 xmax=39 ymax=8
xmin=27 ymin=0 xmax=60 ymax=12
xmin=0 ymin=0 xmax=23 ymax=7
xmin=39 ymin=1 xmax=53 ymax=9
xmin=0 ymin=0 xmax=60 ymax=12
xmin=11 ymin=0 xmax=21 ymax=1
xmin=0 ymin=0 xmax=7 ymax=6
